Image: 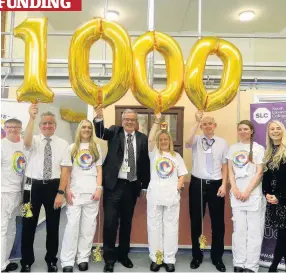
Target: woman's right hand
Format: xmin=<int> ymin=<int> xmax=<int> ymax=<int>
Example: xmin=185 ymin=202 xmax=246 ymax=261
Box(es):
xmin=66 ymin=188 xmax=75 ymax=205
xmin=232 ymin=188 xmax=242 ymax=200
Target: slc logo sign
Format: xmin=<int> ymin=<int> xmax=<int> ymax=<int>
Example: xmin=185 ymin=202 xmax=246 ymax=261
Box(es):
xmin=253 ymin=108 xmax=271 ymax=124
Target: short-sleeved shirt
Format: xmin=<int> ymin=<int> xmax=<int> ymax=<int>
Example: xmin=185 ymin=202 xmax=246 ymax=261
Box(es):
xmin=186 ymin=135 xmax=228 ymax=180
xmin=147 ymin=146 xmax=188 ymax=206
xmin=70 ymin=143 xmax=102 ymax=194
xmin=24 ymin=134 xmax=72 ymax=179
xmin=226 ymin=141 xmax=265 ymax=210
xmin=1 ymin=138 xmax=27 ymax=193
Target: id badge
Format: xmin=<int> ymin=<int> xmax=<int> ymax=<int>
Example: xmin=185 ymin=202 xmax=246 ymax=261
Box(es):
xmin=121 ymin=163 xmax=130 ymax=173
xmin=203 ymin=148 xmax=212 ymax=154
xmin=24 ymin=183 xmax=32 ymax=191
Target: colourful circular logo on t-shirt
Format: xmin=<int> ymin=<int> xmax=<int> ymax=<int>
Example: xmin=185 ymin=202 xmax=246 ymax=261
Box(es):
xmin=12 ymin=151 xmax=26 ymax=176
xmin=75 ymin=149 xmax=93 ymax=170
xmin=156 ymin=157 xmax=175 ymax=179
xmin=233 ymin=150 xmax=249 ymax=168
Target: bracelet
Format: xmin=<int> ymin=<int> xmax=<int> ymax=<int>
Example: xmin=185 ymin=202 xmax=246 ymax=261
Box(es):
xmin=96 ymin=186 xmax=103 ymax=190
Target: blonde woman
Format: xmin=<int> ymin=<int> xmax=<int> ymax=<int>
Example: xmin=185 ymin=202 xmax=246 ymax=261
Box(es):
xmin=262 ymin=121 xmax=286 ymax=272
xmin=226 ymin=120 xmax=266 ymax=273
xmin=60 ymin=120 xmax=103 ymax=272
xmin=147 ymin=113 xmax=188 ymax=272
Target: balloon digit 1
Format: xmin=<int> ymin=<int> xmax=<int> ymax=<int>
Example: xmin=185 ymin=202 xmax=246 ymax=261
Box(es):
xmin=68 ymin=17 xmax=132 ymax=108
xmin=14 ymin=18 xmax=54 ymax=103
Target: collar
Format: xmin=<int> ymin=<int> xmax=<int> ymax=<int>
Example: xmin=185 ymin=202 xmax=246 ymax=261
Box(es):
xmin=40 ymin=134 xmax=56 ymax=142
xmin=124 ymin=130 xmax=135 ymax=137
xmin=202 ymin=135 xmax=216 ymax=141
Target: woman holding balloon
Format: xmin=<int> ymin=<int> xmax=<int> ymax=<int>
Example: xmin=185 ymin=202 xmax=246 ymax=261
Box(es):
xmin=147 ymin=113 xmax=187 ymax=272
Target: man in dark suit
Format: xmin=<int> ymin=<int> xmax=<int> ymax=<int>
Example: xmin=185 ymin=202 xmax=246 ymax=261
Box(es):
xmin=93 ymin=107 xmax=150 ymax=273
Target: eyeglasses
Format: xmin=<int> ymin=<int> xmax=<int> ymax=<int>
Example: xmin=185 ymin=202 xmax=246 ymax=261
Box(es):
xmin=40 ymin=122 xmax=55 ymax=126
xmin=123 ymin=118 xmax=137 ymax=123
xmin=5 ymin=126 xmax=22 ymax=129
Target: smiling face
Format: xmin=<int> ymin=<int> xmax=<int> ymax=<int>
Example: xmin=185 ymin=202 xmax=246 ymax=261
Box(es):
xmin=159 ymin=132 xmax=170 ymax=152
xmin=122 ymin=112 xmax=138 ymax=133
xmin=200 ymin=117 xmax=216 ymax=136
xmin=237 ymin=124 xmax=253 ymax=142
xmin=39 ymin=115 xmax=56 ymax=137
xmin=4 ymin=121 xmax=22 ymax=142
xmin=268 ymin=122 xmax=283 ymax=143
xmin=80 ymin=120 xmax=93 ymax=142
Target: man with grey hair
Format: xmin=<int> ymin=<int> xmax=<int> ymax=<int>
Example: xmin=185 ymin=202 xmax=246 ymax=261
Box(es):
xmin=93 ymin=106 xmax=150 ymax=272
xmin=20 ymin=104 xmax=72 ymax=272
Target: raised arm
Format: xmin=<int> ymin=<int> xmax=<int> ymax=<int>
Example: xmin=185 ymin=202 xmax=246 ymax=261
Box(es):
xmin=185 ymin=110 xmax=203 ymax=147
xmin=24 ymin=104 xmax=38 ymax=149
xmin=93 ymin=105 xmax=115 ymax=140
xmin=148 ymin=112 xmax=162 ymax=152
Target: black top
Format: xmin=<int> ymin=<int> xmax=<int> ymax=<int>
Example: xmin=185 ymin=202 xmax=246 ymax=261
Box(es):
xmin=93 ymin=119 xmax=150 ymax=196
xmin=262 ymin=146 xmax=286 ymax=229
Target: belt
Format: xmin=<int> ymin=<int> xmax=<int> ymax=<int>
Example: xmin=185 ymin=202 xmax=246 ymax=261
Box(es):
xmin=191 ymin=175 xmax=222 ymax=184
xmin=27 ymin=178 xmax=60 ymax=184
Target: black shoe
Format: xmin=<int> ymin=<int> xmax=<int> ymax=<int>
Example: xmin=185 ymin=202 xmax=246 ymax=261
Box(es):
xmin=234 ymin=266 xmax=244 ymax=272
xmin=78 ymin=262 xmax=88 ymax=271
xmin=150 ymin=262 xmax=161 ymax=272
xmin=103 ymin=263 xmax=114 ymax=272
xmin=212 ymin=260 xmax=226 ymax=272
xmin=2 ymin=263 xmax=18 ymax=272
xmin=164 ymin=263 xmax=175 ymax=272
xmin=244 ymin=269 xmax=254 ymax=272
xmin=47 ymin=262 xmax=58 ymax=272
xmin=20 ymin=265 xmax=31 ymax=272
xmin=63 ymin=266 xmax=73 ymax=272
xmin=190 ymin=258 xmax=202 ymax=269
xmin=118 ymin=257 xmax=133 ymax=268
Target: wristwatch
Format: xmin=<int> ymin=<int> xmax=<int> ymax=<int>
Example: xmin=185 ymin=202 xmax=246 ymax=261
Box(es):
xmin=57 ymin=189 xmax=65 ymax=195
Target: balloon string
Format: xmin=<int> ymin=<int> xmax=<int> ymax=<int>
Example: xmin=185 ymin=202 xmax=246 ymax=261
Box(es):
xmin=99 ymin=18 xmax=103 ymax=37
xmin=203 ymin=96 xmax=209 ymax=111
xmin=97 ymin=88 xmax=103 ymax=106
xmin=153 ymin=31 xmax=158 ymax=51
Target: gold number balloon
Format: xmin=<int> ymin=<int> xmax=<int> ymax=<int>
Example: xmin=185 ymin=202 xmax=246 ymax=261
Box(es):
xmin=69 ymin=18 xmax=132 ymax=107
xmin=132 ymin=31 xmax=184 ymax=113
xmin=184 ymin=37 xmax=242 ymax=112
xmin=14 ymin=18 xmax=54 ymax=103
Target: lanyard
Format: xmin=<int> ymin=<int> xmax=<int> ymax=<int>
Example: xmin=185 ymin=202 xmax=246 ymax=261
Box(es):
xmin=202 ymin=137 xmax=215 ymax=151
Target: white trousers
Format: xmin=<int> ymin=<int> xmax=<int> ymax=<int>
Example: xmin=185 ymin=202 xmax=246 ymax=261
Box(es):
xmin=232 ymin=202 xmax=266 ymax=272
xmin=1 ymin=192 xmax=21 ymax=271
xmin=60 ymin=193 xmax=99 ymax=267
xmin=147 ymin=201 xmax=180 ymax=264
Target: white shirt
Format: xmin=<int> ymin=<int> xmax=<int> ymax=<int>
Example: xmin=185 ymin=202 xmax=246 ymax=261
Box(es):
xmin=118 ymin=131 xmax=137 ymax=181
xmin=70 ymin=143 xmax=102 ymax=194
xmin=25 ymin=134 xmax=72 ymax=179
xmin=186 ymin=135 xmax=228 ymax=180
xmin=1 ymin=138 xmax=27 ymax=193
xmin=226 ymin=142 xmax=265 ymax=210
xmin=147 ymin=146 xmax=188 ymax=206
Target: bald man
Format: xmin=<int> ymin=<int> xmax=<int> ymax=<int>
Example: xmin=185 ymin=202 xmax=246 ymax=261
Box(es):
xmin=185 ymin=111 xmax=228 ymax=272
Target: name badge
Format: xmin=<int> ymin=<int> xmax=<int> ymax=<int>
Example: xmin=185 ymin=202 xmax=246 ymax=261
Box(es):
xmin=121 ymin=163 xmax=130 ymax=173
xmin=203 ymin=148 xmax=212 ymax=154
xmin=24 ymin=183 xmax=32 ymax=191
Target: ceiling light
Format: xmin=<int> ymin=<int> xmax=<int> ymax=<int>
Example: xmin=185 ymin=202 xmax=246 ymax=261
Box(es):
xmin=106 ymin=10 xmax=120 ymax=21
xmin=239 ymin=11 xmax=255 ymax=22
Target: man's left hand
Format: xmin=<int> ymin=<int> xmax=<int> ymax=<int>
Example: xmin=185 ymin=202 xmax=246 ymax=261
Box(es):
xmin=217 ymin=184 xmax=226 ymax=197
xmin=54 ymin=194 xmax=63 ymax=209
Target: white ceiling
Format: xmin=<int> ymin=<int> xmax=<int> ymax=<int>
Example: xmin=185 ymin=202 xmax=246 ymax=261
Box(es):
xmin=27 ymin=0 xmax=286 ymax=34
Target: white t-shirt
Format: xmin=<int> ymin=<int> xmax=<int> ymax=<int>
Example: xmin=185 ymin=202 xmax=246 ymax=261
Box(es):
xmin=1 ymin=138 xmax=27 ymax=193
xmin=226 ymin=142 xmax=265 ymax=210
xmin=70 ymin=143 xmax=102 ymax=194
xmin=147 ymin=146 xmax=188 ymax=206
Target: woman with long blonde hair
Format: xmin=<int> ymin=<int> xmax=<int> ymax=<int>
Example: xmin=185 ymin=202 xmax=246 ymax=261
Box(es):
xmin=147 ymin=113 xmax=187 ymax=272
xmin=60 ymin=120 xmax=103 ymax=272
xmin=262 ymin=120 xmax=286 ymax=272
